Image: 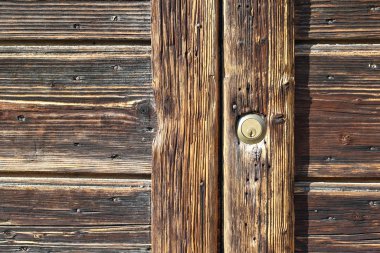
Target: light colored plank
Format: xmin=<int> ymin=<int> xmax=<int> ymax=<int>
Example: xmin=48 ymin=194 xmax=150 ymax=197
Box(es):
xmin=0 ymin=1 xmax=151 ymax=40
xmin=0 ymin=225 xmax=151 ymax=252
xmin=223 ymin=0 xmax=295 ymax=251
xmin=151 ymin=0 xmax=220 ymax=251
xmin=0 ymin=245 xmax=150 ymax=253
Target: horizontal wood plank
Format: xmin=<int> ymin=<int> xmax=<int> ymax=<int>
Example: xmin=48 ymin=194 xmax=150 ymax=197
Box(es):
xmin=295 ymin=44 xmax=380 ymax=178
xmin=295 ymin=182 xmax=380 ymax=252
xmin=0 ymin=177 xmax=151 ymax=226
xmin=0 ymin=246 xmax=150 ymax=253
xmin=0 ymin=46 xmax=155 ymax=175
xmin=0 ymin=225 xmax=151 ymax=252
xmin=0 ymin=1 xmax=150 ymax=40
xmin=0 ymin=177 xmax=151 ymax=252
xmin=295 ymin=0 xmax=380 ymax=40
xmin=8 ymin=0 xmax=380 ymax=41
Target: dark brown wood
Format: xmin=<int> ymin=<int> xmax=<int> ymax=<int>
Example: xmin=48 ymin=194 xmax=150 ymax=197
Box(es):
xmin=0 ymin=45 xmax=155 ymax=175
xmin=0 ymin=177 xmax=151 ymax=225
xmin=295 ymin=44 xmax=380 ymax=178
xmin=295 ymin=0 xmax=380 ymax=40
xmin=0 ymin=245 xmax=150 ymax=253
xmin=151 ymin=0 xmax=220 ymax=252
xmin=295 ymin=182 xmax=380 ymax=252
xmin=0 ymin=245 xmax=151 ymax=253
xmin=0 ymin=177 xmax=151 ymax=251
xmin=0 ymin=1 xmax=150 ymax=40
xmin=223 ymin=0 xmax=295 ymax=251
xmin=0 ymin=225 xmax=151 ymax=252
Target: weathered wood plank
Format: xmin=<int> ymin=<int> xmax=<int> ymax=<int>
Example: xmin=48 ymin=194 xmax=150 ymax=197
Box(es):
xmin=0 ymin=179 xmax=151 ymax=252
xmin=296 ymin=237 xmax=380 ymax=253
xmin=151 ymin=0 xmax=220 ymax=252
xmin=0 ymin=225 xmax=151 ymax=252
xmin=7 ymin=0 xmax=380 ymax=42
xmin=295 ymin=182 xmax=380 ymax=252
xmin=295 ymin=44 xmax=380 ymax=178
xmin=0 ymin=1 xmax=150 ymax=40
xmin=0 ymin=177 xmax=151 ymax=226
xmin=295 ymin=0 xmax=380 ymax=40
xmin=0 ymin=45 xmax=155 ymax=174
xmin=0 ymin=246 xmax=150 ymax=253
xmin=223 ymin=0 xmax=295 ymax=251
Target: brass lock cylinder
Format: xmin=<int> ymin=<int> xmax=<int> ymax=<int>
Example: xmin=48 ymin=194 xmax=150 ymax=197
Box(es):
xmin=237 ymin=114 xmax=266 ymax=144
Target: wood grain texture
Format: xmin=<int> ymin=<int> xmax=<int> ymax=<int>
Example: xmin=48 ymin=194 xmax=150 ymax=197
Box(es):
xmin=223 ymin=0 xmax=294 ymax=252
xmin=151 ymin=0 xmax=220 ymax=252
xmin=0 ymin=246 xmax=150 ymax=253
xmin=295 ymin=0 xmax=380 ymax=40
xmin=0 ymin=177 xmax=151 ymax=225
xmin=0 ymin=177 xmax=151 ymax=252
xmin=0 ymin=1 xmax=150 ymax=40
xmin=0 ymin=45 xmax=155 ymax=174
xmin=0 ymin=226 xmax=151 ymax=253
xmin=295 ymin=182 xmax=380 ymax=252
xmin=295 ymin=44 xmax=380 ymax=178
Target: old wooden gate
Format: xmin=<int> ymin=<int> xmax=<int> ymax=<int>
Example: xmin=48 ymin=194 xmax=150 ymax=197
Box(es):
xmin=0 ymin=0 xmax=379 ymax=252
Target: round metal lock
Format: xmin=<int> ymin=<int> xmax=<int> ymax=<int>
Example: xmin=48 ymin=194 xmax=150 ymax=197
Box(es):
xmin=237 ymin=114 xmax=266 ymax=144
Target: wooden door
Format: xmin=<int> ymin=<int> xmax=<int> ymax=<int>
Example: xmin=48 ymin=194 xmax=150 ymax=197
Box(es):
xmin=1 ymin=1 xmax=380 ymax=253
xmin=151 ymin=0 xmax=380 ymax=252
xmin=151 ymin=0 xmax=294 ymax=252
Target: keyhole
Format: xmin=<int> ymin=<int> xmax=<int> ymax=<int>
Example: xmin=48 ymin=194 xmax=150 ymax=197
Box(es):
xmin=237 ymin=114 xmax=267 ymax=144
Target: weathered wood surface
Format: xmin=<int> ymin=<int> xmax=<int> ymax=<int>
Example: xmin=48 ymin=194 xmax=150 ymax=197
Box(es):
xmin=0 ymin=177 xmax=151 ymax=225
xmin=223 ymin=0 xmax=294 ymax=251
xmin=0 ymin=246 xmax=150 ymax=253
xmin=6 ymin=0 xmax=380 ymax=42
xmin=295 ymin=44 xmax=380 ymax=178
xmin=0 ymin=45 xmax=155 ymax=175
xmin=151 ymin=0 xmax=220 ymax=252
xmin=0 ymin=226 xmax=151 ymax=252
xmin=0 ymin=177 xmax=151 ymax=252
xmin=295 ymin=0 xmax=380 ymax=40
xmin=295 ymin=182 xmax=380 ymax=252
xmin=0 ymin=1 xmax=151 ymax=40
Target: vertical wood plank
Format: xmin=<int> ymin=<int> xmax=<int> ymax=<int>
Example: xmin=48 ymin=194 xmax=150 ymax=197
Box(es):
xmin=223 ymin=0 xmax=295 ymax=252
xmin=151 ymin=0 xmax=220 ymax=252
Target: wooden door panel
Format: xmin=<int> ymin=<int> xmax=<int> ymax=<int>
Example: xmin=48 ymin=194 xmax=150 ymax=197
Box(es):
xmin=295 ymin=44 xmax=380 ymax=178
xmin=0 ymin=1 xmax=154 ymax=251
xmin=294 ymin=0 xmax=380 ymax=251
xmin=151 ymin=0 xmax=220 ymax=251
xmin=223 ymin=0 xmax=295 ymax=251
xmin=0 ymin=45 xmax=155 ymax=175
